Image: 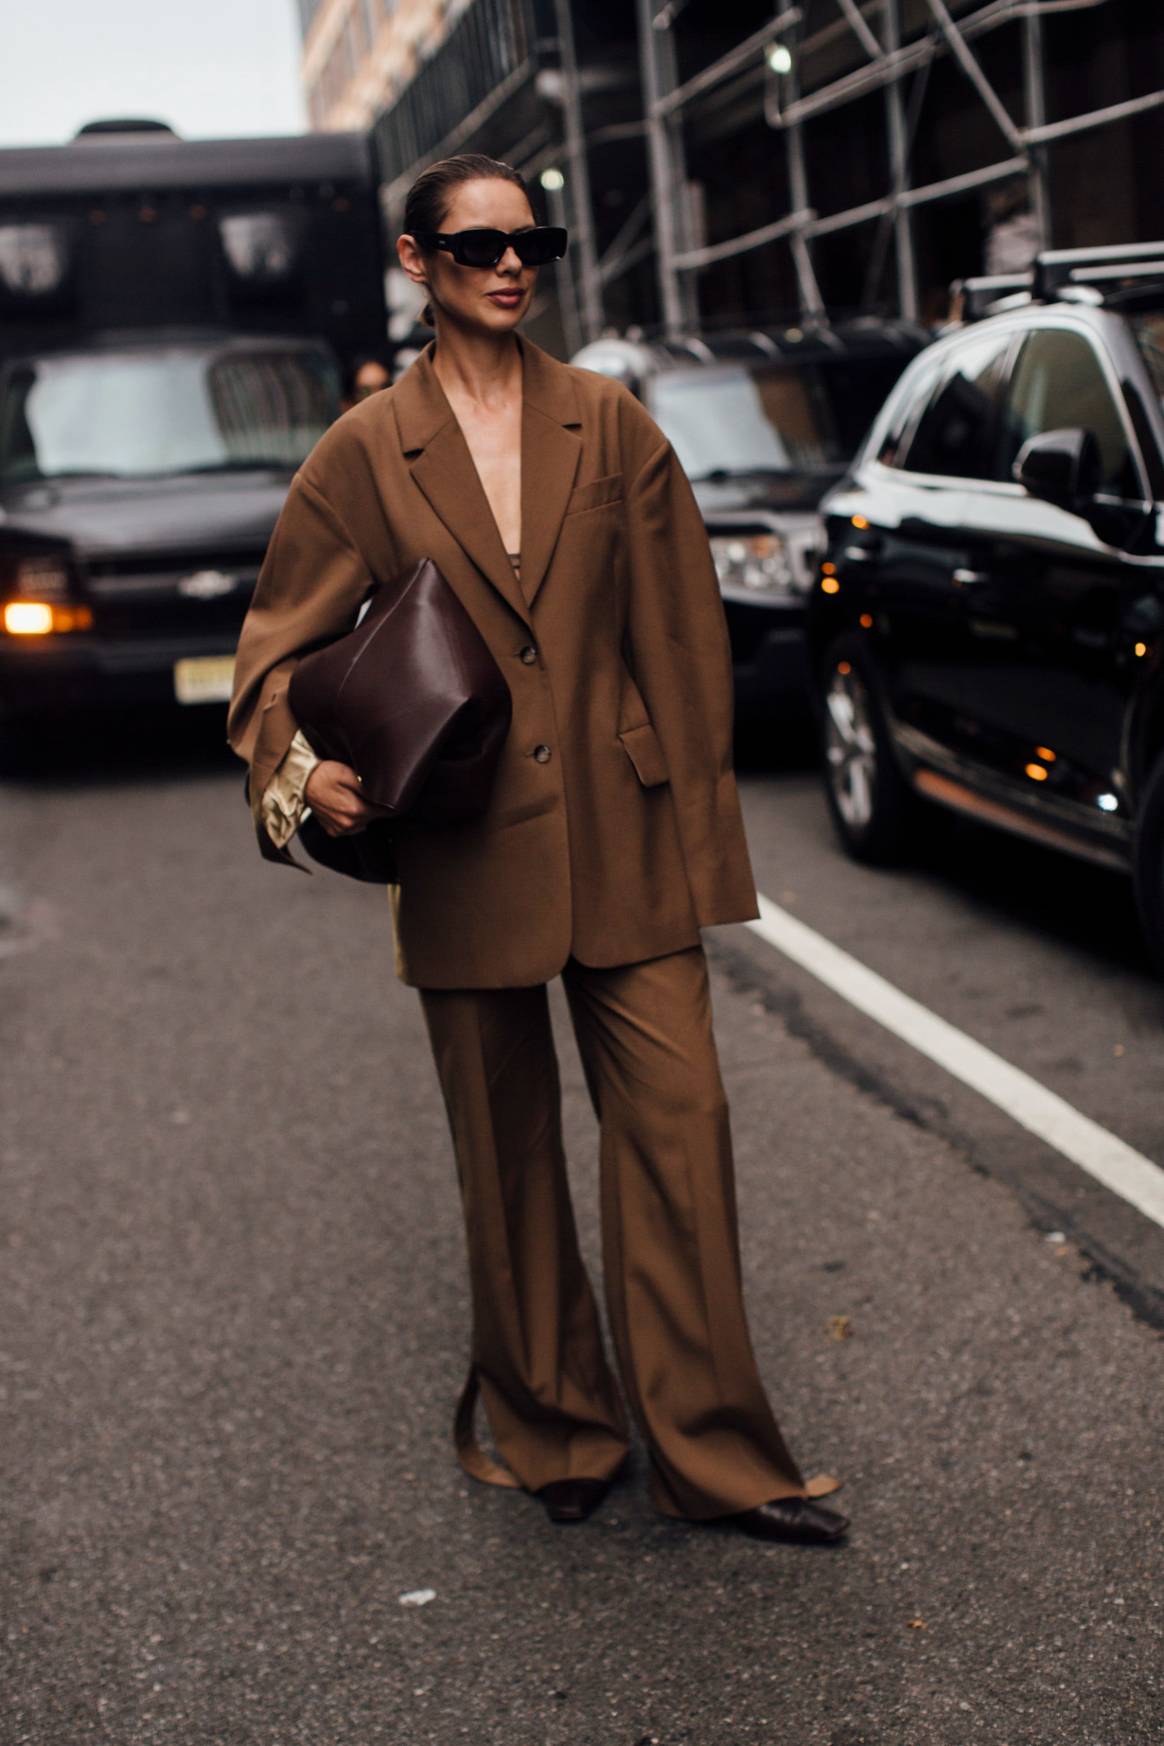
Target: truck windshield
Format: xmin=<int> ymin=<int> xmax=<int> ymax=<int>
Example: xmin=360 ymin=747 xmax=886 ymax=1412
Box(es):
xmin=650 ymin=356 xmax=908 ymax=481
xmin=0 ymin=344 xmax=341 ymax=482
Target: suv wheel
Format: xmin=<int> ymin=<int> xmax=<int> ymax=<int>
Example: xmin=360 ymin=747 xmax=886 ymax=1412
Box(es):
xmin=1133 ymin=750 xmax=1164 ymax=972
xmin=821 ymin=636 xmax=918 ymax=864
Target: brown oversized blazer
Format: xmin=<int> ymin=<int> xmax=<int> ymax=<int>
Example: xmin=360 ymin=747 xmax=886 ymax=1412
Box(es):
xmin=226 ymin=330 xmax=759 ymax=988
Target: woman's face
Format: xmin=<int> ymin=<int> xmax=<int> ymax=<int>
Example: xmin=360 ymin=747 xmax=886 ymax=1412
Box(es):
xmin=400 ymin=177 xmax=540 ymax=335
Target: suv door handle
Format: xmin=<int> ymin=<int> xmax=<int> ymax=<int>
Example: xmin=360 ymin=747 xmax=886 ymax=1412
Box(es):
xmin=952 ymin=568 xmax=988 ymax=586
xmin=843 ymin=543 xmax=879 ymax=563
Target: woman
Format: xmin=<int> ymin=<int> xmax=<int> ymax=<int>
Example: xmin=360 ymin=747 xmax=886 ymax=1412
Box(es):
xmin=227 ymin=153 xmax=847 ymax=1544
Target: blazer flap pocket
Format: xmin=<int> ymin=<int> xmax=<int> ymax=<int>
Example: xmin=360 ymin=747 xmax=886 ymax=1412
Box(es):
xmin=565 ymin=472 xmax=624 ymax=516
xmin=619 ymin=721 xmax=669 ymax=787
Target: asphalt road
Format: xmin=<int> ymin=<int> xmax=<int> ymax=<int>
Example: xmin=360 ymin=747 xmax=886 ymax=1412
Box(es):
xmin=2 ymin=706 xmax=1162 ymax=1746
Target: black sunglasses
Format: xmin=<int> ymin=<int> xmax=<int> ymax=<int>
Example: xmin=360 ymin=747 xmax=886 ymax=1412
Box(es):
xmin=412 ymin=225 xmax=568 ymax=269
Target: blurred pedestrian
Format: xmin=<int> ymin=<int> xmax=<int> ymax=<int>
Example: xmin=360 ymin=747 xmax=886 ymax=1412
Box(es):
xmin=227 ymin=152 xmax=847 ymax=1545
xmin=983 ymin=179 xmax=1040 ymax=277
xmin=340 ymin=353 xmax=391 ymax=412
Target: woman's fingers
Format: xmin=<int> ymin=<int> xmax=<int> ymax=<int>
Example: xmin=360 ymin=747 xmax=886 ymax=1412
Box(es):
xmin=305 ymin=759 xmax=387 ymax=835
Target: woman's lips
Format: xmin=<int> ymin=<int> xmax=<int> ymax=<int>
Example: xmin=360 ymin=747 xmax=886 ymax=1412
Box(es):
xmin=487 ymin=289 xmax=523 ymax=305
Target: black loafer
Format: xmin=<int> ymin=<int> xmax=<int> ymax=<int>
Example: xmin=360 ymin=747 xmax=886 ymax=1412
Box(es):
xmin=534 ymin=1478 xmax=610 ymax=1523
xmin=727 ymin=1496 xmax=849 ymax=1544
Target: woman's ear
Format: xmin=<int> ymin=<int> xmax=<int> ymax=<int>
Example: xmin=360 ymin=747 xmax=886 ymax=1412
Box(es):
xmin=395 ymin=232 xmax=428 ymax=294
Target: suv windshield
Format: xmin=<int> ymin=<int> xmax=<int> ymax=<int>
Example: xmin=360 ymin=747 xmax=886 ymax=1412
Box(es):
xmin=1130 ymin=310 xmax=1164 ymax=408
xmin=649 ymin=356 xmax=907 ymax=481
xmin=0 ymin=343 xmax=341 ymax=483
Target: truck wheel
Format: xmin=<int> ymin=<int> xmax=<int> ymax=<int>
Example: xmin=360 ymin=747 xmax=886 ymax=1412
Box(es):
xmin=820 ymin=635 xmax=918 ymax=864
xmin=1133 ymin=750 xmax=1164 ymax=973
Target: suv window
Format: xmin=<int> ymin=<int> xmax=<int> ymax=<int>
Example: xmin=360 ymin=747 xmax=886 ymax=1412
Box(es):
xmin=899 ymin=328 xmax=1013 ymax=480
xmin=873 ymin=353 xmax=943 ymax=468
xmin=1000 ymin=327 xmax=1139 ymax=497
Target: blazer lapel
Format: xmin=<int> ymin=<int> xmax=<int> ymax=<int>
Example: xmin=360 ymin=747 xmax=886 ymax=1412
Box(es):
xmin=516 ymin=334 xmax=583 ymax=607
xmin=409 ymin=421 xmax=528 ymax=622
xmin=395 ymin=333 xmax=583 ymax=622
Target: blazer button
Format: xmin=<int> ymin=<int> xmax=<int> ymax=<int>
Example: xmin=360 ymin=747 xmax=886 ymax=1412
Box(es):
xmin=519 ymin=644 xmax=538 ymax=665
xmin=532 ymin=744 xmax=552 ymax=763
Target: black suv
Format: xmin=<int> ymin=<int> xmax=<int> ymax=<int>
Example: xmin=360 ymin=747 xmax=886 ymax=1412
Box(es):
xmin=0 ymin=331 xmax=341 ymax=719
xmin=572 ymin=322 xmax=925 ymax=715
xmin=0 ymin=123 xmax=385 ymax=727
xmin=806 ymin=243 xmax=1164 ymax=965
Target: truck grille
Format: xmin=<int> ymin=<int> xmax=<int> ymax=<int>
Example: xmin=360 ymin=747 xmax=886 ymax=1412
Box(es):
xmin=81 ymin=549 xmax=263 ymax=638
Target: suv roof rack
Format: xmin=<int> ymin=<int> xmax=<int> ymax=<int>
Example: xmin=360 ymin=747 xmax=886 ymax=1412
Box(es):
xmin=1036 ymin=241 xmax=1164 ymax=300
xmin=955 ymin=243 xmax=1164 ymax=322
xmin=955 ymin=274 xmax=1032 ymax=321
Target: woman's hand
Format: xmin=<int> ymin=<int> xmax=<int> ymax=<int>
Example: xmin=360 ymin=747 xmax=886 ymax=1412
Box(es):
xmin=304 ymin=759 xmax=392 ymax=837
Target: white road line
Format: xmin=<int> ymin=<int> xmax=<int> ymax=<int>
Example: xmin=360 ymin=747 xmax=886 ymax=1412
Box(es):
xmin=747 ymin=892 xmax=1164 ymax=1231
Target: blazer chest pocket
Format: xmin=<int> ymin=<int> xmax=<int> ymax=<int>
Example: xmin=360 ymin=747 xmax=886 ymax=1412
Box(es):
xmin=619 ymin=721 xmax=669 ymax=787
xmin=564 ymin=472 xmax=624 ymax=516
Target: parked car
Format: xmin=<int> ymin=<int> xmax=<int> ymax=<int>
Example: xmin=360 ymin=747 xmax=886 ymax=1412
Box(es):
xmin=571 ymin=321 xmax=926 ymax=716
xmin=805 ymin=242 xmax=1164 ymax=965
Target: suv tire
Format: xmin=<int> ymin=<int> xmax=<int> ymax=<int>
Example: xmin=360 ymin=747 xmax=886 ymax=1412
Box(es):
xmin=1133 ymin=749 xmax=1164 ymax=973
xmin=820 ymin=634 xmax=919 ymax=864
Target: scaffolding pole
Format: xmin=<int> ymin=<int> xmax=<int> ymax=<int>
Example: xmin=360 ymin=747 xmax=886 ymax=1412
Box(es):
xmin=782 ymin=19 xmax=826 ymax=318
xmin=545 ymin=176 xmax=583 ymax=355
xmin=551 ymin=0 xmax=605 ymax=342
xmin=1023 ymin=6 xmax=1050 ymax=249
xmin=637 ymin=0 xmax=698 ymax=335
xmin=883 ymin=0 xmax=918 ymax=319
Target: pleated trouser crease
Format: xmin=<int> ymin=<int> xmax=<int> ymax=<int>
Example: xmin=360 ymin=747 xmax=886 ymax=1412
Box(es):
xmin=419 ymin=943 xmax=810 ymax=1520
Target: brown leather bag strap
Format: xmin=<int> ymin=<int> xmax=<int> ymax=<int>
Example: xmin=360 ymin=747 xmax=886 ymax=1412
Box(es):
xmin=453 ymin=1362 xmax=521 ymax=1489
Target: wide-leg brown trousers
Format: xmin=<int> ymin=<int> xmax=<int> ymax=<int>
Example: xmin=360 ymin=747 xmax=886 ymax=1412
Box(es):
xmin=419 ymin=943 xmax=813 ymax=1519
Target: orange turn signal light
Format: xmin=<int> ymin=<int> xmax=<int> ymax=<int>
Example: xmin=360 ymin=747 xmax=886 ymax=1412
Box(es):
xmin=3 ymin=601 xmax=93 ymax=636
xmin=1024 ymin=762 xmax=1049 ymax=783
xmin=821 ymin=576 xmax=841 ymax=595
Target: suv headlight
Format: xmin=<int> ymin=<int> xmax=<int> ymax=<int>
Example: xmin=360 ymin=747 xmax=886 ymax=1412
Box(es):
xmin=710 ymin=532 xmax=804 ymax=599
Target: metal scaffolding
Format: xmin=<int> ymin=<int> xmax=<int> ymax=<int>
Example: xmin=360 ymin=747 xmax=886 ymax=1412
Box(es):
xmin=369 ymin=0 xmax=1163 ymax=340
xmin=639 ymin=0 xmax=1164 ymax=332
xmin=374 ymin=0 xmax=539 ymax=216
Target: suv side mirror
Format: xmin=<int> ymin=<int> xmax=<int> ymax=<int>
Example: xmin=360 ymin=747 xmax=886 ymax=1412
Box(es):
xmin=1013 ymin=426 xmax=1101 ymax=510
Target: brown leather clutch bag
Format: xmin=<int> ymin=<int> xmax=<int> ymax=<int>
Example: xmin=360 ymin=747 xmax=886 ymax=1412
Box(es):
xmin=287 ymin=555 xmax=512 ymax=880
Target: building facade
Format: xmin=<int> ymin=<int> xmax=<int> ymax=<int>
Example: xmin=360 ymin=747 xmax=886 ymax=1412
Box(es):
xmin=298 ymin=0 xmax=464 ymax=134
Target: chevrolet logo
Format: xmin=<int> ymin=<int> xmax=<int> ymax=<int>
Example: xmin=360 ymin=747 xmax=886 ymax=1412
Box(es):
xmin=177 ymin=569 xmax=237 ymax=600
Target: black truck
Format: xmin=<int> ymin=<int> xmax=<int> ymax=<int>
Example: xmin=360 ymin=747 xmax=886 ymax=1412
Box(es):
xmin=0 ymin=120 xmax=387 ymax=723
